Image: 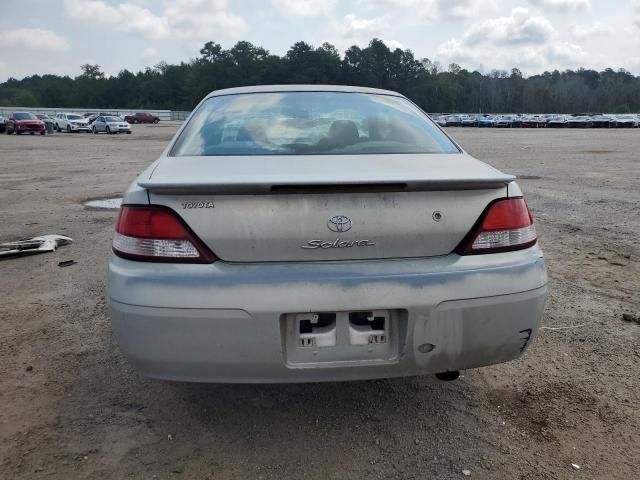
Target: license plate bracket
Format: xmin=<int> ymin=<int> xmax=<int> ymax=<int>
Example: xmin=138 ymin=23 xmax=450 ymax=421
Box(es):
xmin=282 ymin=309 xmax=403 ymax=367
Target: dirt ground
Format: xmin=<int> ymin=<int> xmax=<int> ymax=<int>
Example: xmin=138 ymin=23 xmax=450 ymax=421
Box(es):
xmin=1 ymin=124 xmax=638 ymax=479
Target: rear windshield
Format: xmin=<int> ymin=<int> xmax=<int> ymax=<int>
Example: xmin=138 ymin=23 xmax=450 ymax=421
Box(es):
xmin=170 ymin=91 xmax=459 ymax=156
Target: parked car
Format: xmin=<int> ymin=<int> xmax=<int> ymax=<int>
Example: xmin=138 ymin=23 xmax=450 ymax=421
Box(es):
xmin=81 ymin=112 xmax=97 ymax=123
xmin=457 ymin=115 xmax=477 ymax=127
xmin=0 ymin=114 xmax=5 ymax=133
xmin=5 ymin=111 xmax=46 ymax=135
xmin=85 ymin=112 xmax=117 ymax=124
xmin=477 ymin=115 xmax=494 ymax=127
xmin=566 ymin=115 xmax=592 ymax=128
xmin=510 ymin=115 xmax=524 ymax=128
xmin=35 ymin=114 xmax=55 ymax=126
xmin=35 ymin=114 xmax=55 ymax=133
xmin=92 ymin=115 xmax=132 ymax=134
xmin=443 ymin=115 xmax=461 ymax=126
xmin=590 ymin=115 xmax=613 ymax=128
xmin=433 ymin=115 xmax=448 ymax=127
xmin=611 ymin=114 xmax=638 ymax=128
xmin=54 ymin=112 xmax=91 ymax=132
xmin=124 ymin=112 xmax=159 ymax=124
xmin=520 ymin=115 xmax=546 ymax=128
xmin=108 ymin=85 xmax=547 ymax=383
xmin=493 ymin=115 xmax=513 ymax=128
xmin=546 ymin=115 xmax=567 ymax=128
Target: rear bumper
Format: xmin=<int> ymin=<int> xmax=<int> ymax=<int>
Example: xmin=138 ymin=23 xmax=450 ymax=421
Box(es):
xmin=108 ymin=246 xmax=547 ymax=383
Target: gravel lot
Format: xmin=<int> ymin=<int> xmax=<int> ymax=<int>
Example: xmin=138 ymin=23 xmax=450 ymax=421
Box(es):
xmin=1 ymin=124 xmax=638 ymax=479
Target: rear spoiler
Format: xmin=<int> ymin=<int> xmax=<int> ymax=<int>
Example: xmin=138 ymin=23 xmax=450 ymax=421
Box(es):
xmin=138 ymin=176 xmax=516 ymax=195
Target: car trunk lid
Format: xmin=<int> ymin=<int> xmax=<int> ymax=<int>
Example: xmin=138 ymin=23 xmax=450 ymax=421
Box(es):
xmin=141 ymin=154 xmax=513 ymax=262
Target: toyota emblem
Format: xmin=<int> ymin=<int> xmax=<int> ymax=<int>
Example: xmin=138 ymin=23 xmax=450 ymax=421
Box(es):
xmin=327 ymin=215 xmax=352 ymax=233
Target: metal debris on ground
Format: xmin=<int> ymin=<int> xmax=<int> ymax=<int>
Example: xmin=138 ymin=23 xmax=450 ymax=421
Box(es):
xmin=58 ymin=260 xmax=77 ymax=267
xmin=0 ymin=235 xmax=73 ymax=258
xmin=622 ymin=313 xmax=640 ymax=323
xmin=84 ymin=198 xmax=122 ymax=209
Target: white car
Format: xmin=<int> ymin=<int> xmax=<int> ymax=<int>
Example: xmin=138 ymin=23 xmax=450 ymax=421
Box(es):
xmin=54 ymin=112 xmax=91 ymax=133
xmin=108 ymin=85 xmax=547 ymax=383
xmin=92 ymin=115 xmax=132 ymax=134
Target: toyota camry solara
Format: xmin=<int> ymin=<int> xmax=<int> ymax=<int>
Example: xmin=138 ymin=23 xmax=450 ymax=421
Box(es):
xmin=108 ymin=85 xmax=547 ymax=383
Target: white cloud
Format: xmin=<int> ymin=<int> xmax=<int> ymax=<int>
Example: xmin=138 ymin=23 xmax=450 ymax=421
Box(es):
xmin=0 ymin=28 xmax=70 ymax=52
xmin=569 ymin=22 xmax=612 ymax=39
xmin=273 ymin=0 xmax=337 ymax=17
xmin=342 ymin=13 xmax=386 ymax=38
xmin=330 ymin=14 xmax=407 ymax=52
xmin=547 ymin=42 xmax=586 ymax=65
xmin=64 ymin=0 xmax=245 ymax=42
xmin=418 ymin=0 xmax=482 ymax=21
xmin=64 ymin=0 xmax=169 ymax=38
xmin=528 ymin=0 xmax=590 ymax=11
xmin=384 ymin=39 xmax=405 ymax=50
xmin=437 ymin=39 xmax=585 ymax=72
xmin=436 ymin=8 xmax=587 ymax=73
xmin=436 ymin=39 xmax=478 ymax=65
xmin=141 ymin=47 xmax=158 ymax=58
xmin=163 ymin=0 xmax=247 ymax=41
xmin=463 ymin=8 xmax=554 ymax=46
xmin=363 ymin=0 xmax=492 ymax=21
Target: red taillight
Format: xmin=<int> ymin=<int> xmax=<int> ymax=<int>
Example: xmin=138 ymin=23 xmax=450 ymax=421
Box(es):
xmin=112 ymin=205 xmax=216 ymax=263
xmin=456 ymin=198 xmax=537 ymax=255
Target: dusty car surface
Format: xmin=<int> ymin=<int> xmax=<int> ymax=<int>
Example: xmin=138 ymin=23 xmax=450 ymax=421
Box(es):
xmin=108 ymin=85 xmax=547 ymax=383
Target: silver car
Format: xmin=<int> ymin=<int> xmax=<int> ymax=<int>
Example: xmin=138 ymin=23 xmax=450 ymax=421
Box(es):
xmin=92 ymin=115 xmax=132 ymax=134
xmin=108 ymin=85 xmax=547 ymax=383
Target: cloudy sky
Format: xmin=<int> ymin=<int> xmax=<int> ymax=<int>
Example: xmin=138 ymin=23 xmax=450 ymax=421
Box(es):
xmin=1 ymin=0 xmax=639 ymax=81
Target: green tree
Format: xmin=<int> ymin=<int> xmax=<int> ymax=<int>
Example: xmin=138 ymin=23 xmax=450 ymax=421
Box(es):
xmin=1 ymin=38 xmax=639 ymax=113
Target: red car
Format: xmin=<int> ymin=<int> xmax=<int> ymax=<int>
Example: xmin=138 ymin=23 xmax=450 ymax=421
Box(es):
xmin=6 ymin=112 xmax=46 ymax=135
xmin=123 ymin=112 xmax=160 ymax=124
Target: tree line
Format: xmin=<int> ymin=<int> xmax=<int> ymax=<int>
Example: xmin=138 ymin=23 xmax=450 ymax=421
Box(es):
xmin=1 ymin=38 xmax=639 ymax=113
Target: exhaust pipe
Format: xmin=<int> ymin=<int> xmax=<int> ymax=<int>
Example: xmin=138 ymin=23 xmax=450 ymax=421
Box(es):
xmin=435 ymin=371 xmax=460 ymax=381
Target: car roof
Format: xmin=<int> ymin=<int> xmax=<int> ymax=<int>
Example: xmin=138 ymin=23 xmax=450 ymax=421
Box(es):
xmin=205 ymin=84 xmax=405 ymax=99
